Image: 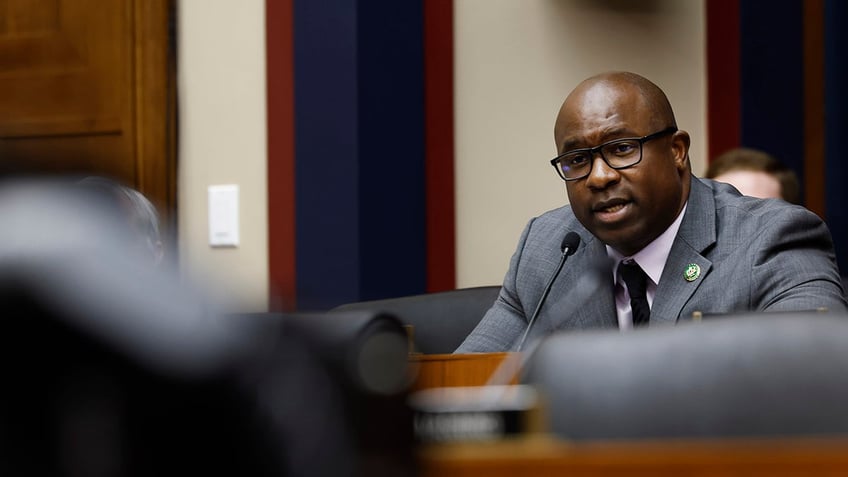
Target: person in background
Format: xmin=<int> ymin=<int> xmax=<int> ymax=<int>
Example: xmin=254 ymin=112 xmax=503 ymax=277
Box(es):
xmin=77 ymin=176 xmax=164 ymax=265
xmin=456 ymin=71 xmax=845 ymax=353
xmin=705 ymin=147 xmax=800 ymax=204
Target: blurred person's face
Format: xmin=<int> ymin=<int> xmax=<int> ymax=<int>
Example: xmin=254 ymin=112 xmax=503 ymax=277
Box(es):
xmin=554 ymin=80 xmax=690 ymax=257
xmin=712 ymin=170 xmax=782 ymax=200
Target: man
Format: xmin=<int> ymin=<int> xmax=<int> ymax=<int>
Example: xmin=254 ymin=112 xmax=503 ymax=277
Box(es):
xmin=706 ymin=147 xmax=800 ymax=203
xmin=456 ymin=71 xmax=846 ymax=353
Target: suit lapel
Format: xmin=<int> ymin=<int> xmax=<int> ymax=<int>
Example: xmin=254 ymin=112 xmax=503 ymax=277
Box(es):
xmin=531 ymin=175 xmax=717 ymax=330
xmin=652 ymin=177 xmax=716 ymax=324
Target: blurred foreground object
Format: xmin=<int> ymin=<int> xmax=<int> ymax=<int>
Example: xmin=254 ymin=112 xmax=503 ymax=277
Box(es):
xmin=0 ymin=179 xmax=413 ymax=477
xmin=525 ymin=312 xmax=848 ymax=440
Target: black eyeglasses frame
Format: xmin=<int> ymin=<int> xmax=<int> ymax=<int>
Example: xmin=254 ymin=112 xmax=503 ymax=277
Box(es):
xmin=550 ymin=127 xmax=678 ymax=181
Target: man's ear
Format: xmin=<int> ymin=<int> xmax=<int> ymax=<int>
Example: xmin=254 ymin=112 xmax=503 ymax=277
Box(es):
xmin=671 ymin=130 xmax=691 ymax=171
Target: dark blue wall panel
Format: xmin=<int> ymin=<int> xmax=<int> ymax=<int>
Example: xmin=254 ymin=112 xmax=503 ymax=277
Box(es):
xmin=294 ymin=0 xmax=426 ymax=309
xmin=294 ymin=0 xmax=361 ymax=309
xmin=357 ymin=1 xmax=426 ymax=301
xmin=825 ymin=0 xmax=848 ymax=274
xmin=739 ymin=0 xmax=805 ymax=198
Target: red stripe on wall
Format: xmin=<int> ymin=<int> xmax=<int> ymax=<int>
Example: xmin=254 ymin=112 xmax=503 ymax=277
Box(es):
xmin=803 ymin=0 xmax=826 ymax=217
xmin=266 ymin=0 xmax=297 ymax=311
xmin=706 ymin=0 xmax=741 ymax=162
xmin=424 ymin=0 xmax=456 ymax=292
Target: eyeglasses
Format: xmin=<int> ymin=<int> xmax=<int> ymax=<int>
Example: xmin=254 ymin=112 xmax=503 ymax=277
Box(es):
xmin=550 ymin=127 xmax=678 ymax=181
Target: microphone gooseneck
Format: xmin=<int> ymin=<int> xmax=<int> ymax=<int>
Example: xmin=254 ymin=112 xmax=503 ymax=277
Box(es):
xmin=515 ymin=232 xmax=581 ymax=352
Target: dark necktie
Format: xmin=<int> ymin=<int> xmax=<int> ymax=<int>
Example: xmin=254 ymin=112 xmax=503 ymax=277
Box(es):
xmin=618 ymin=260 xmax=651 ymax=326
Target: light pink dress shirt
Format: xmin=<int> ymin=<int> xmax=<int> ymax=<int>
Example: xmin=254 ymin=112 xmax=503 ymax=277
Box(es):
xmin=606 ymin=203 xmax=688 ymax=330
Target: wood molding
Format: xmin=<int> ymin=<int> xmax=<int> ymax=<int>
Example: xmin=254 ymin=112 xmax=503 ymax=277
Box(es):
xmin=133 ymin=0 xmax=178 ymax=243
xmin=424 ymin=0 xmax=456 ymax=292
xmin=706 ymin=0 xmax=741 ymax=162
xmin=420 ymin=436 xmax=848 ymax=476
xmin=266 ymin=0 xmax=296 ymax=311
xmin=803 ymin=0 xmax=825 ymax=216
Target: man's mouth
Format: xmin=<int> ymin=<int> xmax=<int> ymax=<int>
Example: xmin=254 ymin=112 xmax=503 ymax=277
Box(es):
xmin=599 ymin=203 xmax=626 ymax=214
xmin=593 ymin=198 xmax=629 ymax=213
xmin=592 ymin=199 xmax=631 ymax=222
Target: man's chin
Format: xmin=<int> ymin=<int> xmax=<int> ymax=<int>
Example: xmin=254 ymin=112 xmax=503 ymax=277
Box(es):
xmin=592 ymin=227 xmax=643 ymax=256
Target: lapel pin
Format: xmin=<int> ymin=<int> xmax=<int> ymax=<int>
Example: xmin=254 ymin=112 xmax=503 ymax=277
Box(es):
xmin=684 ymin=263 xmax=700 ymax=282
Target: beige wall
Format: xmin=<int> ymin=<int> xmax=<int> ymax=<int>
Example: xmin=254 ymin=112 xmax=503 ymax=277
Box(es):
xmin=175 ymin=0 xmax=706 ymax=309
xmin=454 ymin=0 xmax=707 ymax=287
xmin=177 ymin=0 xmax=268 ymax=312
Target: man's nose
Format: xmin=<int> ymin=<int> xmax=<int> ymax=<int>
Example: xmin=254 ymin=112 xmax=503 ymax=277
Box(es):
xmin=584 ymin=154 xmax=620 ymax=190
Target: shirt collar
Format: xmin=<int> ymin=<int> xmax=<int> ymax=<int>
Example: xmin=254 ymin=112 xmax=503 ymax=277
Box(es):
xmin=606 ymin=202 xmax=688 ymax=285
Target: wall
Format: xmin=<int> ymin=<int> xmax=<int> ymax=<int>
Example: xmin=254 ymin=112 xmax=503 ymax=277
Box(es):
xmin=177 ymin=0 xmax=269 ymax=312
xmin=175 ymin=0 xmax=706 ymax=310
xmin=454 ymin=0 xmax=707 ymax=287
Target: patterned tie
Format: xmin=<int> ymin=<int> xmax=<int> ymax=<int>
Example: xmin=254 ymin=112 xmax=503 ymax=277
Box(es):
xmin=618 ymin=260 xmax=651 ymax=326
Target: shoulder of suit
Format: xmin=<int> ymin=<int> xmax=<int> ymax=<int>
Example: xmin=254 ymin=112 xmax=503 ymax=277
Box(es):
xmin=535 ymin=203 xmax=574 ymax=220
xmin=532 ymin=205 xmax=581 ymax=231
xmin=526 ymin=205 xmax=594 ymax=246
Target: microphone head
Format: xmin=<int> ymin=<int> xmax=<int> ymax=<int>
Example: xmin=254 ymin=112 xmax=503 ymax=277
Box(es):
xmin=561 ymin=232 xmax=581 ymax=256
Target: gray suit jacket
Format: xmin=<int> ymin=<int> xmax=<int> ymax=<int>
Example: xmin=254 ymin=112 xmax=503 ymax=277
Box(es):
xmin=456 ymin=176 xmax=848 ymax=353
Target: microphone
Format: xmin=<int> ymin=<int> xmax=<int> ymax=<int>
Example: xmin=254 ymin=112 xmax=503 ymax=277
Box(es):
xmin=514 ymin=232 xmax=580 ymax=353
xmin=411 ymin=233 xmax=591 ymax=443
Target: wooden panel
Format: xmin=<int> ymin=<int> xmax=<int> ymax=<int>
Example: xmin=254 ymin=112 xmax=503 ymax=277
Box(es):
xmin=266 ymin=0 xmax=296 ymax=311
xmin=419 ymin=436 xmax=848 ymax=477
xmin=4 ymin=0 xmax=60 ymax=33
xmin=0 ymin=0 xmax=128 ymax=138
xmin=0 ymin=117 xmax=122 ymax=138
xmin=0 ymin=0 xmax=176 ymax=242
xmin=424 ymin=0 xmax=455 ymax=292
xmin=133 ymin=0 xmax=177 ymax=234
xmin=706 ymin=0 xmax=741 ymax=161
xmin=0 ymin=0 xmax=134 ymax=179
xmin=804 ymin=0 xmax=825 ymax=216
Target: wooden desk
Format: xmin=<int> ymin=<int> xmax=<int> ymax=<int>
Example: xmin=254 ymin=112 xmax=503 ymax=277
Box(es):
xmin=409 ymin=352 xmax=518 ymax=391
xmin=419 ymin=435 xmax=848 ymax=476
xmin=409 ymin=354 xmax=848 ymax=475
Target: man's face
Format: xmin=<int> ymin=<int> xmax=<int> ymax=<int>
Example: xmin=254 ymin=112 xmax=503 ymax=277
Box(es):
xmin=554 ymin=81 xmax=690 ymax=257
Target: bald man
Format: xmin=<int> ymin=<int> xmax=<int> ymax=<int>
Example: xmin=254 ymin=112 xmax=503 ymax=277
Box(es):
xmin=457 ymin=71 xmax=846 ymax=353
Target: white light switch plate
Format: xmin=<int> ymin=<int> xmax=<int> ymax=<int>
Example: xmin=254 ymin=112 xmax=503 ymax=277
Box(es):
xmin=208 ymin=184 xmax=239 ymax=247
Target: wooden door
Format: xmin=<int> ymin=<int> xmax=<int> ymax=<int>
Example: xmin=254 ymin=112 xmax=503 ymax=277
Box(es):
xmin=0 ymin=0 xmax=176 ymax=234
